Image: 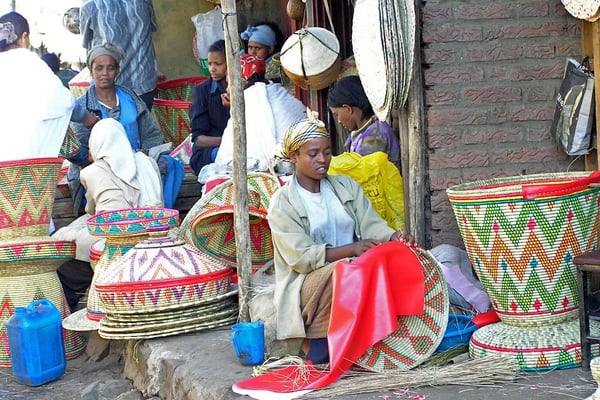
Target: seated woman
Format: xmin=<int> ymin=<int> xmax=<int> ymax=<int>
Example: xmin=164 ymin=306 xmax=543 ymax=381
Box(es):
xmin=189 ymin=39 xmax=230 ymax=177
xmin=267 ymin=112 xmax=413 ymax=364
xmin=327 ymin=75 xmax=401 ymax=171
xmin=214 ymin=54 xmax=305 ymax=173
xmin=55 ymin=118 xmax=163 ymax=310
xmin=69 ymin=42 xmax=165 ymax=167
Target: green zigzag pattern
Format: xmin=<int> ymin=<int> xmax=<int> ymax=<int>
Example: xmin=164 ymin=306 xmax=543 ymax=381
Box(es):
xmin=0 ymin=168 xmax=56 ymax=203
xmin=452 ymin=193 xmax=599 ymax=248
xmin=476 ymin=263 xmax=578 ymax=313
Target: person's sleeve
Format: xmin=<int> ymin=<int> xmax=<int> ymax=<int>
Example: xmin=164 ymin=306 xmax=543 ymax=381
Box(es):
xmin=189 ymin=84 xmax=211 ymax=143
xmin=149 ymin=0 xmax=158 ymax=32
xmin=267 ymin=191 xmax=329 ymax=274
xmin=79 ymin=2 xmax=95 ymax=49
xmin=70 ymin=102 xmax=87 ymax=123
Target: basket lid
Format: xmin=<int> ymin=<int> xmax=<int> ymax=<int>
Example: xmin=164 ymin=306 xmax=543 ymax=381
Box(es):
xmin=95 ymin=229 xmax=232 ymax=290
xmin=280 ymin=27 xmax=340 ymax=77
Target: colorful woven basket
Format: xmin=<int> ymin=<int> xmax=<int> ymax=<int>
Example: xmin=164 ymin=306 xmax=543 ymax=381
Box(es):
xmin=354 ymin=246 xmax=449 ymax=372
xmin=470 ymin=318 xmax=600 ymax=371
xmin=59 ymin=126 xmax=81 ymax=159
xmin=0 ymin=237 xmax=84 ymax=366
xmin=169 ymin=134 xmax=193 ymax=171
xmin=0 ymin=157 xmax=63 ymax=239
xmin=95 ymin=231 xmax=233 ymax=313
xmin=152 ymin=77 xmax=208 ymax=147
xmin=447 ymin=171 xmax=600 ymax=327
xmin=179 ymin=173 xmax=282 ymax=270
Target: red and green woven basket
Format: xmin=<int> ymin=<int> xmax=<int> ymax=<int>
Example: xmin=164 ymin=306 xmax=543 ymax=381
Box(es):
xmin=152 ymin=77 xmax=208 ymax=147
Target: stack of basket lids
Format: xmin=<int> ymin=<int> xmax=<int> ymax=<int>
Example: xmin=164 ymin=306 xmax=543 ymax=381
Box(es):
xmin=94 ymin=226 xmax=238 ymax=339
xmin=352 ymin=0 xmax=415 ymax=121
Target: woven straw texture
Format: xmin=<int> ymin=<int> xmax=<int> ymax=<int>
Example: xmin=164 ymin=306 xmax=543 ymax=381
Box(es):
xmin=354 ymin=246 xmax=449 ymax=372
xmin=0 ymin=237 xmax=75 ymax=272
xmin=87 ymin=208 xmax=179 ymax=238
xmin=152 ymin=77 xmax=208 ymax=147
xmin=68 ymin=82 xmax=90 ymax=98
xmin=470 ymin=318 xmax=600 ymax=371
xmin=169 ymin=134 xmax=193 ymax=170
xmin=59 ymin=126 xmax=81 ymax=159
xmin=0 ymin=266 xmax=85 ymax=366
xmin=95 ymin=234 xmax=233 ymax=313
xmin=0 ymin=157 xmax=62 ymax=239
xmin=179 ymin=173 xmax=281 ymax=270
xmin=447 ymin=172 xmax=600 ymax=327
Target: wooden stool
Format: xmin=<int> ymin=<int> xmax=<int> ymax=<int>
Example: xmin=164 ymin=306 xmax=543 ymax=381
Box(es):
xmin=574 ymin=251 xmax=600 ymax=371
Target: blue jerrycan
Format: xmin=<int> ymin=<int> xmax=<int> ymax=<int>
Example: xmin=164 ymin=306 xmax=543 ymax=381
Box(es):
xmin=6 ymin=299 xmax=66 ymax=386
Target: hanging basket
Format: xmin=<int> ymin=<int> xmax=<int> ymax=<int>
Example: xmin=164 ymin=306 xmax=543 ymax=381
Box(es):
xmin=280 ymin=27 xmax=341 ymax=90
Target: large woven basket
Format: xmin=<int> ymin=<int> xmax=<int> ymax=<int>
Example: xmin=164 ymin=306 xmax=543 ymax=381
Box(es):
xmin=0 ymin=157 xmax=63 ymax=239
xmin=0 ymin=237 xmax=84 ymax=366
xmin=447 ymin=171 xmax=600 ymax=327
xmin=152 ymin=77 xmax=208 ymax=147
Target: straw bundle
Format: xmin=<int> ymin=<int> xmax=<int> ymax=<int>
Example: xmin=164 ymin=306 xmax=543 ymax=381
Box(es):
xmin=300 ymin=355 xmax=519 ymax=398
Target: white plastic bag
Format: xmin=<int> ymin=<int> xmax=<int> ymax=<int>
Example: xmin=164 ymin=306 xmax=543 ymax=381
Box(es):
xmin=191 ymin=7 xmax=225 ymax=76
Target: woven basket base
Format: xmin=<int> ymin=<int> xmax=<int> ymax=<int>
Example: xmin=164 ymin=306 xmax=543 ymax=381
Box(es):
xmin=0 ymin=270 xmax=86 ymax=366
xmin=469 ymin=318 xmax=600 ymax=371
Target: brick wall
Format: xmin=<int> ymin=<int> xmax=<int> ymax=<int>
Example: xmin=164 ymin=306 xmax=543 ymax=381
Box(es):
xmin=421 ymin=0 xmax=584 ymax=248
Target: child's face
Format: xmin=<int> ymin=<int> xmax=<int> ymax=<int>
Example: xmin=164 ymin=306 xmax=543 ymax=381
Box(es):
xmin=207 ymin=51 xmax=227 ymax=82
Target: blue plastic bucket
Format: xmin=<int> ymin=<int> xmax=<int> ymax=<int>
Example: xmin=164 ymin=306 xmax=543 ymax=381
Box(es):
xmin=6 ymin=299 xmax=66 ymax=386
xmin=435 ymin=314 xmax=477 ymax=353
xmin=231 ymin=321 xmax=265 ymax=366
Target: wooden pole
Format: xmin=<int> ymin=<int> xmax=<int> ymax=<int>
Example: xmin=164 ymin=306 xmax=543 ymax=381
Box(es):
xmin=221 ymin=0 xmax=252 ymax=322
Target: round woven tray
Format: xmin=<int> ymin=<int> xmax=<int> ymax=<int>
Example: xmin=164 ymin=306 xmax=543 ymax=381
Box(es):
xmin=354 ymin=246 xmax=449 ymax=372
xmin=447 ymin=172 xmax=600 ymax=327
xmin=87 ymin=208 xmax=179 ymax=237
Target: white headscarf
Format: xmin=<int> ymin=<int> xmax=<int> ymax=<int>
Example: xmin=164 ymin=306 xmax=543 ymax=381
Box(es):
xmin=89 ymin=118 xmax=163 ymax=206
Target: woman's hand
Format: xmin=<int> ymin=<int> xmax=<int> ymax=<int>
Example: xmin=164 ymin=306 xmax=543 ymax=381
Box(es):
xmin=390 ymin=230 xmax=415 ymax=246
xmin=352 ymin=239 xmax=381 ymax=257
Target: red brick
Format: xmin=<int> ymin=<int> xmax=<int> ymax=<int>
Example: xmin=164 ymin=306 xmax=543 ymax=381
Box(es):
xmin=423 ymin=26 xmax=483 ymax=44
xmin=432 ymin=212 xmax=459 ymax=231
xmin=466 ymin=43 xmax=522 ymax=62
xmin=462 ymin=169 xmax=517 ymax=183
xmin=454 ymin=4 xmax=514 ymax=19
xmin=428 ymin=128 xmax=460 ymax=148
xmin=519 ymin=2 xmax=550 ymax=17
xmin=423 ymin=47 xmax=458 ymax=64
xmin=488 ymin=62 xmax=564 ymax=81
xmin=488 ymin=107 xmax=509 ymax=124
xmin=427 ymin=108 xmax=488 ymax=126
xmin=509 ymin=104 xmax=555 ymax=121
xmin=429 ymin=150 xmax=489 ymax=169
xmin=429 ymin=173 xmax=462 ymax=192
xmin=523 ymin=84 xmax=558 ymax=101
xmin=527 ymin=125 xmax=554 ymax=142
xmin=463 ymin=126 xmax=522 ymax=144
xmin=425 ymin=89 xmax=457 ymax=106
xmin=526 ymin=43 xmax=557 ymax=58
xmin=484 ymin=21 xmax=565 ymax=40
xmin=490 ymin=146 xmax=568 ymax=164
xmin=425 ymin=65 xmax=484 ymax=84
xmin=463 ymin=86 xmax=521 ymax=103
xmin=422 ymin=7 xmax=453 ymax=23
xmin=430 ymin=191 xmax=452 ymax=212
xmin=555 ymin=41 xmax=582 ymax=57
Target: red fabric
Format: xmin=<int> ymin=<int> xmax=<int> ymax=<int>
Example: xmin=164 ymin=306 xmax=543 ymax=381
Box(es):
xmin=240 ymin=54 xmax=266 ymax=81
xmin=232 ymin=241 xmax=425 ymax=394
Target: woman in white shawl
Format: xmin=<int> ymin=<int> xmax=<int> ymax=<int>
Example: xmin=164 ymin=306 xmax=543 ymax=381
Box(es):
xmin=54 ymin=118 xmax=163 ymax=309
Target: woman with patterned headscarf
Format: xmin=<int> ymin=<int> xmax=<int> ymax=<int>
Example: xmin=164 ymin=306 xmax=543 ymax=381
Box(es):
xmin=267 ymin=111 xmax=413 ymax=364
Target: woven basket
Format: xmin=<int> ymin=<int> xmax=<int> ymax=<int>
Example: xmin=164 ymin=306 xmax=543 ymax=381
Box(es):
xmin=469 ymin=318 xmax=600 ymax=371
xmin=0 ymin=157 xmax=63 ymax=239
xmin=59 ymin=126 xmax=81 ymax=159
xmin=280 ymin=27 xmax=341 ymax=90
xmin=179 ymin=173 xmax=282 ymax=270
xmin=152 ymin=77 xmax=208 ymax=147
xmin=95 ymin=233 xmax=233 ymax=313
xmin=0 ymin=238 xmax=84 ymax=366
xmin=354 ymin=246 xmax=449 ymax=372
xmin=447 ymin=172 xmax=600 ymax=327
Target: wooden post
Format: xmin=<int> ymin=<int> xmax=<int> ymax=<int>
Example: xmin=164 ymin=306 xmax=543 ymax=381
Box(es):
xmin=221 ymin=0 xmax=252 ymax=322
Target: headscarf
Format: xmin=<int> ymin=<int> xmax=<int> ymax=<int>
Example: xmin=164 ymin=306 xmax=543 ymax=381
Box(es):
xmin=86 ymin=42 xmax=126 ymax=68
xmin=278 ymin=109 xmax=329 ymax=160
xmin=240 ymin=54 xmax=266 ymax=81
xmin=327 ymin=75 xmax=374 ymax=116
xmin=89 ymin=119 xmax=162 ymax=206
xmin=241 ymin=24 xmax=277 ymax=47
